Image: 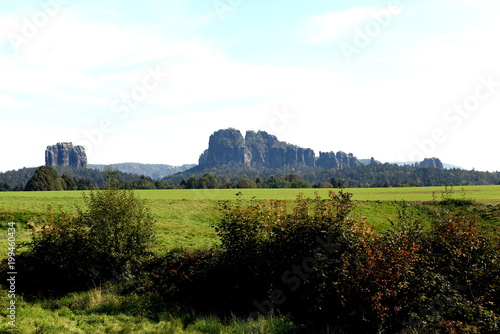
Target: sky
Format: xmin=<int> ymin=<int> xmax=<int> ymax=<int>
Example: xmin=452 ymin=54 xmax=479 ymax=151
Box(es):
xmin=1 ymin=0 xmax=499 ymax=172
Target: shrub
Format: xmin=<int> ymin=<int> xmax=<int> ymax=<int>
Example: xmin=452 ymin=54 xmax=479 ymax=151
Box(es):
xmin=10 ymin=172 xmax=156 ymax=296
xmin=78 ymin=177 xmax=156 ymax=281
xmin=146 ymin=192 xmax=500 ymax=333
xmin=212 ymin=190 xmax=379 ymax=329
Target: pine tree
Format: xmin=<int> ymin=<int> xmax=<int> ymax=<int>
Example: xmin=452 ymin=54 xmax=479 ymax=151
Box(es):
xmin=25 ymin=166 xmax=65 ymax=191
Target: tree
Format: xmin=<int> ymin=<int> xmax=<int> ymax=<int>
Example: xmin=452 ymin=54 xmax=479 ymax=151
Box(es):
xmin=267 ymin=175 xmax=291 ymax=188
xmin=185 ymin=176 xmax=199 ymax=189
xmin=237 ymin=178 xmax=258 ymax=188
xmin=80 ymin=173 xmax=156 ymax=279
xmin=284 ymin=173 xmax=299 ymax=182
xmin=25 ymin=166 xmax=65 ymax=191
xmin=291 ymin=179 xmax=311 ymax=188
xmin=61 ymin=174 xmax=77 ymax=190
xmin=198 ymin=173 xmax=221 ymax=189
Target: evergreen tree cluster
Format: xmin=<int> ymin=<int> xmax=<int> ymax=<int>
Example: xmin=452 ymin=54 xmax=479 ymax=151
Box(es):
xmin=0 ymin=166 xmax=160 ymax=191
xmin=2 ymin=163 xmax=500 ymax=191
xmin=166 ymin=163 xmax=500 ymax=188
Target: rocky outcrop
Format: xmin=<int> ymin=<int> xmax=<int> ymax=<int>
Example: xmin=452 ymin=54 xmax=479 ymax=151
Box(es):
xmin=316 ymin=151 xmax=363 ymax=169
xmin=45 ymin=142 xmax=87 ymax=168
xmin=198 ymin=128 xmax=363 ymax=169
xmin=199 ymin=129 xmax=317 ymax=168
xmin=419 ymin=157 xmax=443 ymax=168
xmin=316 ymin=152 xmax=339 ymax=169
xmin=199 ymin=129 xmax=246 ymax=166
xmin=244 ymin=130 xmax=316 ymax=168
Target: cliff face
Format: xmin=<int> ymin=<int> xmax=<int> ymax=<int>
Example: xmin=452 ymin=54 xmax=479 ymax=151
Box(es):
xmin=198 ymin=129 xmax=361 ymax=169
xmin=316 ymin=151 xmax=363 ymax=169
xmin=199 ymin=129 xmax=315 ymax=168
xmin=198 ymin=129 xmax=246 ymax=166
xmin=45 ymin=142 xmax=87 ymax=168
xmin=244 ymin=130 xmax=316 ymax=168
xmin=419 ymin=157 xmax=444 ymax=168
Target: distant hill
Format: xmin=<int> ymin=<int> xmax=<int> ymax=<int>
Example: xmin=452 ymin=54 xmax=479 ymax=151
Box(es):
xmin=88 ymin=163 xmax=195 ymax=180
xmin=162 ymin=128 xmax=499 ymax=187
xmin=393 ymin=161 xmax=463 ymax=170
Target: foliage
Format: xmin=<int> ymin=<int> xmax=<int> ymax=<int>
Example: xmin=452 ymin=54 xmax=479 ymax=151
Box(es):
xmin=237 ymin=178 xmax=258 ymax=188
xmin=1 ymin=165 xmax=176 ymax=191
xmin=165 ymin=163 xmax=500 ymax=188
xmin=5 ymin=172 xmax=156 ymax=296
xmin=2 ymin=185 xmax=499 ymax=332
xmin=143 ymin=191 xmax=499 ymax=333
xmin=78 ymin=172 xmax=157 ymax=280
xmin=4 ymin=162 xmax=500 ymax=191
xmin=24 ymin=166 xmax=66 ymax=191
xmin=61 ymin=173 xmax=78 ymax=190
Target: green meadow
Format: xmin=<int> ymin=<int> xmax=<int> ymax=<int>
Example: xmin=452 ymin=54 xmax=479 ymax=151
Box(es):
xmin=1 ymin=185 xmax=500 ymax=251
xmin=1 ymin=186 xmax=499 ymax=333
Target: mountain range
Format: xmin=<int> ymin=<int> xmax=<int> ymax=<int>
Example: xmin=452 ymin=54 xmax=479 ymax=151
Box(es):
xmin=43 ymin=129 xmax=449 ymax=179
xmin=1 ymin=129 xmax=498 ymax=190
xmin=88 ymin=163 xmax=195 ymax=180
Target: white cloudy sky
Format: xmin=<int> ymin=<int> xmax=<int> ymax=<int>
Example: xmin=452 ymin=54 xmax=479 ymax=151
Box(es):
xmin=1 ymin=0 xmax=499 ymax=172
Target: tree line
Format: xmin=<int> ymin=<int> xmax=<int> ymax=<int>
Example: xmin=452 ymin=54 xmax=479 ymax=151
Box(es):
xmin=165 ymin=163 xmax=500 ymax=188
xmin=2 ymin=163 xmax=500 ymax=191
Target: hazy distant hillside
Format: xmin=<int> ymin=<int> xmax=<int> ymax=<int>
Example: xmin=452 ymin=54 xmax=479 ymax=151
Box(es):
xmin=393 ymin=161 xmax=464 ymax=170
xmin=89 ymin=163 xmax=195 ymax=179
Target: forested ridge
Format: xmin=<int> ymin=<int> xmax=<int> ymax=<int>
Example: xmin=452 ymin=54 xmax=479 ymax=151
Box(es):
xmin=2 ymin=163 xmax=499 ymax=191
xmin=164 ymin=163 xmax=500 ymax=189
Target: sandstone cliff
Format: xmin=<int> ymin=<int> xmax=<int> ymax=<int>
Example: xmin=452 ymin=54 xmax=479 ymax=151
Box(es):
xmin=198 ymin=129 xmax=362 ymax=169
xmin=316 ymin=151 xmax=363 ymax=169
xmin=198 ymin=129 xmax=246 ymax=166
xmin=45 ymin=142 xmax=88 ymax=168
xmin=419 ymin=157 xmax=444 ymax=168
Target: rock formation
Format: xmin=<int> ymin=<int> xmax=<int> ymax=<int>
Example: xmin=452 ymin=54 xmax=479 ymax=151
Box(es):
xmin=45 ymin=142 xmax=88 ymax=168
xmin=198 ymin=128 xmax=362 ymax=169
xmin=316 ymin=151 xmax=363 ymax=169
xmin=244 ymin=130 xmax=315 ymax=168
xmin=419 ymin=157 xmax=443 ymax=169
xmin=198 ymin=129 xmax=246 ymax=166
xmin=199 ymin=129 xmax=315 ymax=168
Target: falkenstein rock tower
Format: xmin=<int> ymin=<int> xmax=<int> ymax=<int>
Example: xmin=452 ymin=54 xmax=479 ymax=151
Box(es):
xmin=45 ymin=142 xmax=88 ymax=168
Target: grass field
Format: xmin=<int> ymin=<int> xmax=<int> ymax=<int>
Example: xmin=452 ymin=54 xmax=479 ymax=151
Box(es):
xmin=2 ymin=185 xmax=499 ymax=207
xmin=1 ymin=186 xmax=499 ymax=333
xmin=1 ymin=185 xmax=499 ymax=251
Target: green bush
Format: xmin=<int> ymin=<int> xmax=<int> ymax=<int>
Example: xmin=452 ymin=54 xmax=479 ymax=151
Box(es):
xmin=145 ymin=191 xmax=499 ymax=333
xmin=10 ymin=172 xmax=156 ymax=296
xmin=78 ymin=178 xmax=156 ymax=281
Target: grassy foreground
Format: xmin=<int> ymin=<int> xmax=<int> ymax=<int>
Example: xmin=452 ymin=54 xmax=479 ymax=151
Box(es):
xmin=2 ymin=185 xmax=499 ymax=205
xmin=1 ymin=186 xmax=499 ymax=333
xmin=1 ymin=185 xmax=499 ymax=251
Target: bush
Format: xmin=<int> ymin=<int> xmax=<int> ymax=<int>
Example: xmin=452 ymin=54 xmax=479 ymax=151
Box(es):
xmin=149 ymin=190 xmax=378 ymax=329
xmin=144 ymin=192 xmax=500 ymax=333
xmin=10 ymin=172 xmax=156 ymax=296
xmin=78 ymin=177 xmax=156 ymax=281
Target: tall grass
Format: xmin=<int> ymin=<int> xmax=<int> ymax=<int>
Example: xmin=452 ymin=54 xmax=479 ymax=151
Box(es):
xmin=0 ymin=287 xmax=295 ymax=334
